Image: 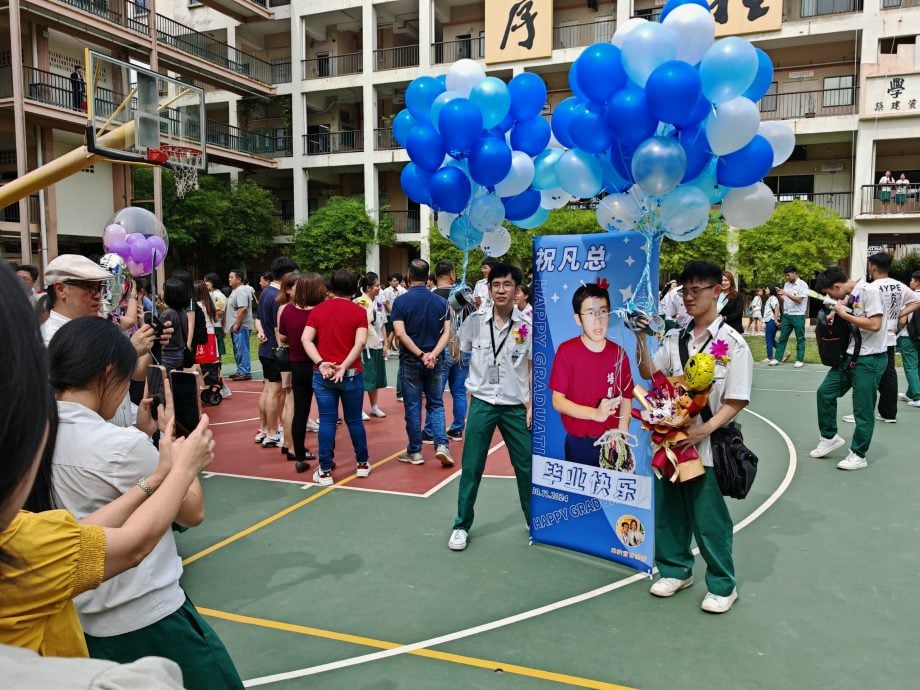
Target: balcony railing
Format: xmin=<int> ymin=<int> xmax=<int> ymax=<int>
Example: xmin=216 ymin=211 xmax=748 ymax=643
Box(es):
xmin=374 ymin=45 xmax=419 ymax=72
xmin=268 ymin=0 xmax=289 ymax=6
xmin=553 ymin=20 xmax=616 ymax=49
xmin=882 ymin=0 xmax=920 ymax=6
xmin=303 ymin=130 xmax=364 ymax=155
xmin=375 ymin=128 xmax=400 ymax=150
xmin=1 ymin=195 xmax=40 ymax=224
xmin=775 ymin=191 xmax=852 ymax=218
xmin=270 ymin=135 xmax=293 ymax=157
xmin=784 ymin=0 xmax=863 ymax=19
xmin=271 ymin=58 xmax=291 ymax=84
xmin=630 ymin=10 xmax=661 ymax=22
xmin=431 ymin=38 xmax=485 ymax=64
xmin=381 ymin=209 xmax=420 ymax=234
xmin=154 ymin=14 xmax=273 ymax=84
xmin=860 ymin=184 xmax=920 ymax=215
xmin=206 ymin=121 xmax=275 ymax=156
xmin=56 ymin=0 xmax=150 ymax=35
xmin=759 ymin=87 xmax=858 ymax=120
xmin=302 ymin=52 xmax=362 ymax=79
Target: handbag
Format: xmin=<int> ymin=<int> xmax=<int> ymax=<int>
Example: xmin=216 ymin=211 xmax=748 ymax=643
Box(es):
xmin=178 ymin=313 xmax=196 ymax=368
xmin=273 ymin=344 xmax=291 ymax=371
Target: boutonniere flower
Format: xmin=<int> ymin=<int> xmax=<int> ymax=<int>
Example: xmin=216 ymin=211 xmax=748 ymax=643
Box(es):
xmin=515 ymin=324 xmax=528 ymax=344
xmin=709 ymin=339 xmax=730 ymax=363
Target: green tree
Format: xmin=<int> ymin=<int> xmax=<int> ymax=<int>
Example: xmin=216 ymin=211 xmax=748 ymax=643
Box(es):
xmin=891 ymin=252 xmax=920 ymax=284
xmin=134 ymin=168 xmax=279 ymax=274
xmin=293 ymin=196 xmax=394 ymax=275
xmin=659 ymin=213 xmax=729 ymax=281
xmin=735 ymin=201 xmax=852 ymax=286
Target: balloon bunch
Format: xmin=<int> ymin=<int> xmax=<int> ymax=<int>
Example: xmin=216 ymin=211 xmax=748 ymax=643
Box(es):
xmin=395 ymin=59 xmax=554 ymax=258
xmin=102 ymin=207 xmax=170 ymax=277
xmin=550 ymin=0 xmax=793 ymax=238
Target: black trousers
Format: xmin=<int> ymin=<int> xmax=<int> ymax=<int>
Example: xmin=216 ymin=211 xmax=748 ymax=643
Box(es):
xmin=877 ymin=345 xmax=898 ymax=420
xmin=290 ymin=361 xmax=315 ymax=460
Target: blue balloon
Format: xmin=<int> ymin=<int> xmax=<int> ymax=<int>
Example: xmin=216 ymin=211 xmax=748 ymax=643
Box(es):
xmin=494 ymin=112 xmax=515 ymax=134
xmin=699 ymin=37 xmax=758 ymax=104
xmin=687 ymin=159 xmax=730 ymax=203
xmin=508 ymin=72 xmax=548 ymax=122
xmin=659 ymin=0 xmax=711 ymax=22
xmin=469 ymin=136 xmax=513 ymax=187
xmin=468 ymin=193 xmax=506 ymax=232
xmin=742 ymin=48 xmax=774 ymax=102
xmin=716 ymin=134 xmax=774 ymax=188
xmin=609 ymin=143 xmax=636 ymax=184
xmin=551 ymin=97 xmax=580 ymax=149
xmin=682 ymin=94 xmax=713 ymax=129
xmin=570 ymin=102 xmax=613 ymax=154
xmin=400 ymin=163 xmax=433 ymax=205
xmin=678 ymin=124 xmax=714 ymax=182
xmin=604 ymin=87 xmax=657 ymax=147
xmin=510 ymin=115 xmax=551 ymax=156
xmin=430 ymin=167 xmax=472 ymax=213
xmin=406 ymin=76 xmax=445 ymax=123
xmin=469 ymin=77 xmax=511 ymax=129
xmin=533 ymin=148 xmax=564 ymax=190
xmin=513 ymin=206 xmax=549 ymax=230
xmin=406 ymin=125 xmax=446 ymax=171
xmin=430 ymin=91 xmax=461 ymax=133
xmin=436 ymin=74 xmax=448 ymax=89
xmin=502 ymin=188 xmax=542 ymax=221
xmin=576 ymin=43 xmax=627 ymax=104
xmin=646 ymin=61 xmax=703 ymax=127
xmin=557 ymin=149 xmax=604 ymax=198
xmin=568 ymin=62 xmax=589 ymax=102
xmin=449 ymin=215 xmax=484 ymax=250
xmin=392 ymin=109 xmax=418 ymax=147
xmin=438 ymin=98 xmax=484 ymax=156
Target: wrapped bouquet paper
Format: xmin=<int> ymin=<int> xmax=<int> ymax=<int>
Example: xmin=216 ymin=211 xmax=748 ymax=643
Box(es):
xmin=631 ymin=353 xmax=716 ymax=483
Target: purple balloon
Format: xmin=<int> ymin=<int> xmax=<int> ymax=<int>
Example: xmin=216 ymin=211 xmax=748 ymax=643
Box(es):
xmin=126 ymin=232 xmax=146 ymax=245
xmin=140 ymin=256 xmax=154 ymax=275
xmin=148 ymin=236 xmax=167 ymax=266
xmin=130 ymin=238 xmax=153 ymax=263
xmin=108 ymin=240 xmax=130 ymax=259
xmin=103 ymin=223 xmax=127 ymax=250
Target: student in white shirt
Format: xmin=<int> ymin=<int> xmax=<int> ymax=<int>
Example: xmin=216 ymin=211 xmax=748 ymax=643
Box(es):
xmin=770 ymin=265 xmax=809 ymax=367
xmin=878 ymin=170 xmax=894 ymax=213
xmin=472 ymin=257 xmax=497 ymax=311
xmin=898 ymin=271 xmax=920 ymax=407
xmin=895 ymin=173 xmax=910 ymax=212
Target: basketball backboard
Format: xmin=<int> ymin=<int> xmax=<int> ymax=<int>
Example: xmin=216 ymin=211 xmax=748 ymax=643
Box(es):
xmin=85 ymin=49 xmax=206 ymax=173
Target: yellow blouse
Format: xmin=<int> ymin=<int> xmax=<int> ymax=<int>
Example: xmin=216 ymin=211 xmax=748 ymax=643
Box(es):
xmin=0 ymin=510 xmax=105 ymax=657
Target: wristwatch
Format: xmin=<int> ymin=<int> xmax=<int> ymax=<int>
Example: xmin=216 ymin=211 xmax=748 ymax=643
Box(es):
xmin=316 ymin=359 xmax=325 ymax=367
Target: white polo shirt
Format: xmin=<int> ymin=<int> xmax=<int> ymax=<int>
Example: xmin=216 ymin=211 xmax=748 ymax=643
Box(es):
xmin=782 ymin=278 xmax=809 ymax=316
xmin=846 ymin=279 xmax=887 ymax=356
xmin=460 ymin=305 xmax=531 ymax=406
xmin=51 ymin=402 xmax=185 ymax=637
xmin=652 ymin=318 xmax=753 ymax=467
xmin=872 ymin=277 xmax=920 ymax=345
xmin=663 ymin=289 xmax=691 ymax=327
xmin=472 ymin=278 xmax=493 ymax=310
xmin=41 ymin=310 xmax=71 ymax=346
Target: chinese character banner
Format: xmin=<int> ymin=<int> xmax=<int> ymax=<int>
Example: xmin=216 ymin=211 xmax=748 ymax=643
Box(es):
xmin=530 ymin=232 xmax=659 ymax=573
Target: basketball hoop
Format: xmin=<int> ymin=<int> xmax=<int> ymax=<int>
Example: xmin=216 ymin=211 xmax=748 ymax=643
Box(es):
xmin=151 ymin=145 xmax=201 ymax=199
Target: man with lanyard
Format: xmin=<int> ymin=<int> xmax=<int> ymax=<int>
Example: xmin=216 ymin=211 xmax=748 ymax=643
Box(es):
xmin=449 ymin=264 xmax=532 ymax=552
xmin=635 ymin=261 xmax=752 ymax=614
xmin=769 ymin=265 xmax=809 ymax=368
xmin=809 ymin=267 xmax=888 ymax=470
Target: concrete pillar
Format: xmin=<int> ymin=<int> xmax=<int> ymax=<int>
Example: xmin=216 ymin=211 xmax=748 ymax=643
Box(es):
xmin=418 ymin=0 xmax=433 ymax=70
xmin=363 ymin=0 xmax=376 ymax=77
xmin=291 ymin=15 xmax=308 ymax=226
xmin=616 ymin=0 xmax=632 ymax=31
xmin=364 ymin=82 xmax=380 ymax=274
xmin=9 ymin=0 xmax=31 ymax=264
xmin=419 ymin=204 xmax=431 ymax=263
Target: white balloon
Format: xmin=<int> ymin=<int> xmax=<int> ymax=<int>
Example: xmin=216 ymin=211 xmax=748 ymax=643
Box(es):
xmin=541 ymin=187 xmax=572 ymax=209
xmin=721 ymin=182 xmax=776 ymax=229
xmin=437 ymin=212 xmax=457 ymax=239
xmin=705 ymin=97 xmax=760 ymax=156
xmin=757 ymin=120 xmax=796 ymax=167
xmin=445 ymin=59 xmax=486 ymax=98
xmin=468 ymin=194 xmax=506 ymax=232
xmin=596 ymin=193 xmax=643 ymax=231
xmin=662 ymin=4 xmax=715 ymax=66
xmin=621 ymin=22 xmax=678 ymax=87
xmin=659 ymin=186 xmax=711 ymax=236
xmin=494 ymin=151 xmax=535 ymax=197
xmin=611 ymin=17 xmax=647 ymax=49
xmin=480 ymin=226 xmax=512 ymax=258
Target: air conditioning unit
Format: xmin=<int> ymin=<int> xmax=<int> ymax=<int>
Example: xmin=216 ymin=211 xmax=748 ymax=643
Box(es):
xmin=820 ymin=162 xmax=844 ymax=172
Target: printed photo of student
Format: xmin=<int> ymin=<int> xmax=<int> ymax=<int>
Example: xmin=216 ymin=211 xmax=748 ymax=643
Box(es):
xmin=548 ymin=283 xmax=633 ymax=467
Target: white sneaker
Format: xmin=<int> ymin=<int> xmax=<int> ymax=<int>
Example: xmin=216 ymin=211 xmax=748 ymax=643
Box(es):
xmin=398 ymin=451 xmax=424 ymax=465
xmin=312 ymin=468 xmax=334 ymax=486
xmin=254 ymin=430 xmax=267 ymax=443
xmin=898 ymin=393 xmax=910 ymax=402
xmin=435 ymin=444 xmax=455 ymax=467
xmin=361 ymin=411 xmax=370 ymax=421
xmin=370 ymin=406 xmax=387 ymax=418
xmin=306 ymin=419 xmax=319 ymax=432
xmin=794 ymin=361 xmax=804 ymax=368
xmin=356 ymin=462 xmax=371 ymax=478
xmin=767 ymin=359 xmax=779 ymax=366
xmin=909 ymin=400 xmax=920 ymax=408
xmin=837 ymin=451 xmax=867 ymax=471
xmin=650 ymin=576 xmax=693 ymax=598
xmin=809 ymin=434 xmax=846 ymax=458
xmin=262 ymin=434 xmax=282 ymax=448
xmin=448 ymin=529 xmax=468 ymax=551
xmin=220 ymin=384 xmax=232 ymax=398
xmin=876 ymin=412 xmax=896 ymax=423
xmin=700 ymin=588 xmax=738 ymax=614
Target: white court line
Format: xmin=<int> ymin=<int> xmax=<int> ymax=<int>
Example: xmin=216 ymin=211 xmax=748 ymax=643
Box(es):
xmin=210 ymin=417 xmax=261 ymax=426
xmin=202 ymin=471 xmax=309 ymax=488
xmin=242 ymin=406 xmax=798 ymax=687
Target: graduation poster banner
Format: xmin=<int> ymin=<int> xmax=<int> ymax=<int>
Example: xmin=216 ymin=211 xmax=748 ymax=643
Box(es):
xmin=530 ymin=231 xmax=658 ymax=573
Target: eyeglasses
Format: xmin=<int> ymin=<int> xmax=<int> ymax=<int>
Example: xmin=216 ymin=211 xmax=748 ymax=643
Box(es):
xmin=579 ymin=308 xmax=611 ymax=321
xmin=64 ymin=280 xmax=103 ymax=296
xmin=680 ymin=284 xmax=718 ymax=298
xmin=490 ymin=281 xmax=516 ymax=293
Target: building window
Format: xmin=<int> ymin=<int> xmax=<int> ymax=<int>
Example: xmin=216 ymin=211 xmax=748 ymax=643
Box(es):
xmin=760 ymin=82 xmax=777 ymax=112
xmin=763 ymin=175 xmax=814 ymax=201
xmin=823 ymin=75 xmax=854 ymax=107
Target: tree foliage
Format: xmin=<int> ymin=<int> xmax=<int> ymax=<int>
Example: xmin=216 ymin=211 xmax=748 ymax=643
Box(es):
xmin=134 ymin=168 xmax=279 ymax=275
xmin=891 ymin=252 xmax=920 ymax=284
xmin=293 ymin=196 xmax=394 ymax=276
xmin=659 ymin=213 xmax=729 ymax=281
xmin=735 ymin=201 xmax=852 ymax=287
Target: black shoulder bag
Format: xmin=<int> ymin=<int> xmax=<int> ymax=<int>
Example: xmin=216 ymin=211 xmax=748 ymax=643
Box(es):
xmin=679 ymin=325 xmax=758 ymax=499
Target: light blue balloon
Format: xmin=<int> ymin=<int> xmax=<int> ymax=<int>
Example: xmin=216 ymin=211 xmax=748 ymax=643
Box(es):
xmin=556 ymin=149 xmax=603 ymax=199
xmin=665 ymin=222 xmax=708 ymax=242
xmin=449 ymin=215 xmax=484 ymax=250
xmin=406 ymin=76 xmax=445 ymax=123
xmin=430 ymin=91 xmax=461 ymax=133
xmin=468 ymin=194 xmax=505 ymax=232
xmin=686 ymin=158 xmax=729 ymax=204
xmin=533 ymin=148 xmax=564 ymax=190
xmin=699 ymin=37 xmax=758 ymax=104
xmin=659 ymin=186 xmax=711 ymax=237
xmin=631 ymin=136 xmax=687 ymax=197
xmin=392 ymin=109 xmax=418 ymax=147
xmin=513 ymin=206 xmax=549 ymax=230
xmin=469 ymin=77 xmax=511 ymax=130
xmin=621 ymin=22 xmax=678 ymax=87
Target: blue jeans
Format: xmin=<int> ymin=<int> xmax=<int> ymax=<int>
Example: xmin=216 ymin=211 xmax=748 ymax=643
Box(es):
xmin=312 ymin=371 xmax=368 ymax=472
xmin=424 ymin=351 xmax=470 ymax=435
xmin=231 ymin=327 xmax=251 ymax=376
xmin=400 ymin=357 xmax=447 ymax=452
xmin=764 ymin=319 xmax=778 ymax=359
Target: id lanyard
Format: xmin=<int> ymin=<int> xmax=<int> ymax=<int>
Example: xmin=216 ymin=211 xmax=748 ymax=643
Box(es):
xmin=488 ymin=316 xmax=513 ymax=384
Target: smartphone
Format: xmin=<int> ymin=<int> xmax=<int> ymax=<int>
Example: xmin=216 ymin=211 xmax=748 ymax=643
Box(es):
xmin=146 ymin=365 xmax=168 ymax=421
xmin=170 ymin=370 xmax=201 ymax=438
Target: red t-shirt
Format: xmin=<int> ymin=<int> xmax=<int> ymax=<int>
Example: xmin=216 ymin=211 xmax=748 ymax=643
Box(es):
xmin=306 ymin=298 xmax=367 ymax=372
xmin=278 ymin=305 xmax=313 ymax=363
xmin=549 ymin=337 xmax=634 ymax=438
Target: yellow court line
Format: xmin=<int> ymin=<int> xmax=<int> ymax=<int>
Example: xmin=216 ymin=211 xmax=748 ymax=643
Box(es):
xmin=198 ymin=607 xmax=634 ymax=690
xmin=182 ymin=449 xmax=404 ymax=566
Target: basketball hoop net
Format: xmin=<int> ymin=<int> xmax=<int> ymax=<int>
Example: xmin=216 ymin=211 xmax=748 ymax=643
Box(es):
xmin=152 ymin=145 xmax=201 ymax=199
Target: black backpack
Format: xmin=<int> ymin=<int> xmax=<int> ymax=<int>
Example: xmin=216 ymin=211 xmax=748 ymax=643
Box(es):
xmin=907 ymin=310 xmax=920 ymax=342
xmin=191 ymin=303 xmax=208 ymax=346
xmin=816 ymin=307 xmax=861 ymax=369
